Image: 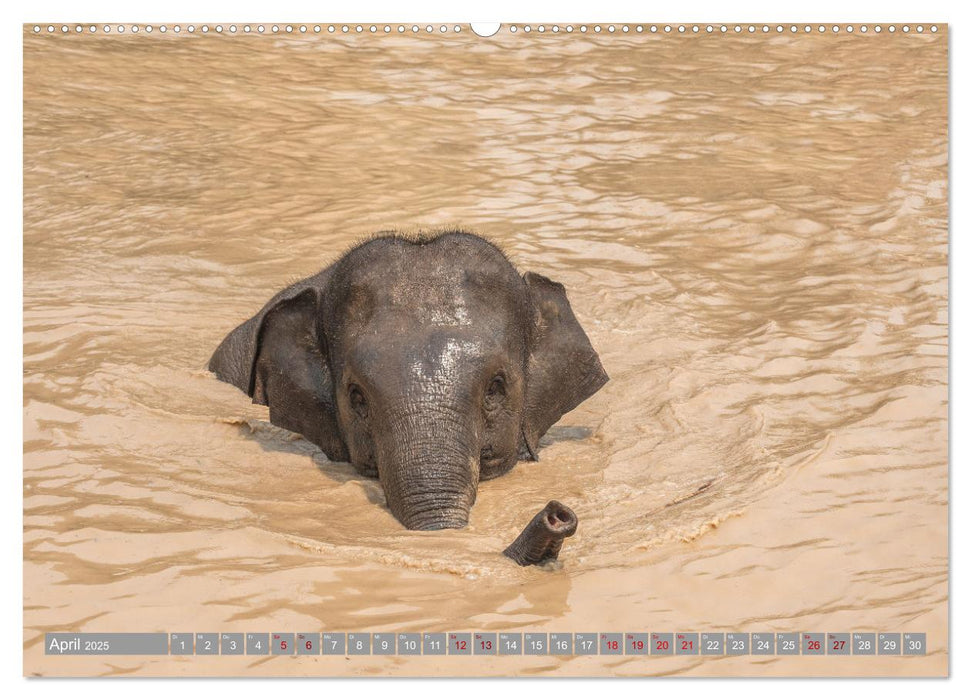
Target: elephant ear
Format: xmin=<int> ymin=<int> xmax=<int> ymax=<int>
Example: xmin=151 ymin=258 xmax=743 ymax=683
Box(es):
xmin=208 ymin=273 xmax=349 ymax=462
xmin=520 ymin=271 xmax=609 ymax=459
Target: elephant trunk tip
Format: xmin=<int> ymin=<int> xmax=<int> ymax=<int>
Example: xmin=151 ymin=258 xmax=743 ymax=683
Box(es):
xmin=542 ymin=500 xmax=578 ymax=537
xmin=503 ymin=500 xmax=578 ymax=567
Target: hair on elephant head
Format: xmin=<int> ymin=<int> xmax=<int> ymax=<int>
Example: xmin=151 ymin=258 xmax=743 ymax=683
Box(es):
xmin=209 ymin=231 xmax=608 ymax=531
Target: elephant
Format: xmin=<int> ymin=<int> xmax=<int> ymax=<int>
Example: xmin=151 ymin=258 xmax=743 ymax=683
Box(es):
xmin=209 ymin=230 xmax=608 ymax=533
xmin=503 ymin=501 xmax=578 ymax=566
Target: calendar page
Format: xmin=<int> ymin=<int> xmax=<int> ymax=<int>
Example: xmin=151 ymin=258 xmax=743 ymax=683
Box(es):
xmin=22 ymin=20 xmax=948 ymax=678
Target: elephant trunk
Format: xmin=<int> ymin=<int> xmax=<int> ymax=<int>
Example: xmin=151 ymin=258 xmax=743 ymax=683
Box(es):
xmin=377 ymin=402 xmax=479 ymax=531
xmin=503 ymin=501 xmax=578 ymax=566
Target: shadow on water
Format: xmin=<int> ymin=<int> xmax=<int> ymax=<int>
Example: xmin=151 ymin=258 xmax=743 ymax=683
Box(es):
xmin=232 ymin=416 xmax=598 ymax=509
xmin=237 ymin=418 xmax=595 ymax=460
xmin=232 ymin=418 xmax=363 ymax=483
xmin=538 ymin=425 xmax=593 ymax=448
xmin=231 ymin=418 xmax=389 ymax=508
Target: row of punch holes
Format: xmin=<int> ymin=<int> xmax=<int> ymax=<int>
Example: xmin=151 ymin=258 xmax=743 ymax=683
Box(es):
xmin=32 ymin=23 xmax=940 ymax=36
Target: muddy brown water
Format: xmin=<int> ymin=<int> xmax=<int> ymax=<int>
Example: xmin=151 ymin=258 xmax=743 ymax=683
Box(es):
xmin=23 ymin=26 xmax=947 ymax=676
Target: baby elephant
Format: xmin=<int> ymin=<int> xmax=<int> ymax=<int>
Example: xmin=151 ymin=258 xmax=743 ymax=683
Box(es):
xmin=504 ymin=501 xmax=579 ymax=566
xmin=209 ymin=231 xmax=608 ymax=531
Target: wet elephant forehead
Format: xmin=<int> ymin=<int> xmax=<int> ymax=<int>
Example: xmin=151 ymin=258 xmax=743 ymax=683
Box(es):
xmin=385 ymin=269 xmax=518 ymax=326
xmin=394 ymin=280 xmax=474 ymax=327
xmin=408 ymin=335 xmax=491 ymax=384
xmin=347 ymin=325 xmax=511 ymax=381
xmin=333 ymin=246 xmax=524 ymax=330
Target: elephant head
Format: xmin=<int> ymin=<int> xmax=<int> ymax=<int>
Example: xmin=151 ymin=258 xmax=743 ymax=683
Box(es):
xmin=209 ymin=231 xmax=608 ymax=530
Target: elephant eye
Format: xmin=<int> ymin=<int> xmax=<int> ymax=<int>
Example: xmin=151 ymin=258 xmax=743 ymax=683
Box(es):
xmin=486 ymin=375 xmax=506 ymax=401
xmin=348 ymin=383 xmax=369 ymax=419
